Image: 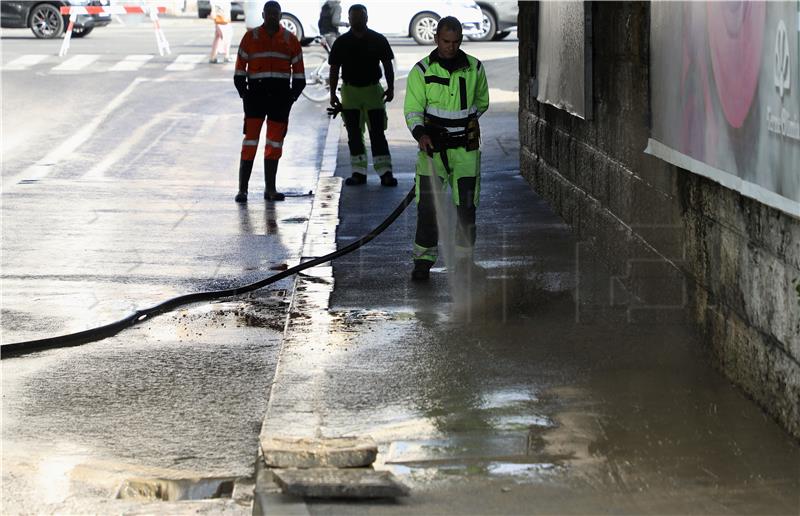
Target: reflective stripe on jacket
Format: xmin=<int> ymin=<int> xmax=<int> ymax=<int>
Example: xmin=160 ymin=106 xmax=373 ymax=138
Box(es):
xmin=404 ymin=50 xmax=489 ymax=137
xmin=234 ymin=26 xmax=305 ymax=86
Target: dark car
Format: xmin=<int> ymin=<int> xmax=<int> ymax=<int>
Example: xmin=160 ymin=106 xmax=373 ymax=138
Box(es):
xmin=197 ymin=0 xmax=243 ymax=21
xmin=0 ymin=0 xmax=111 ymax=39
xmin=468 ymin=0 xmax=517 ymax=41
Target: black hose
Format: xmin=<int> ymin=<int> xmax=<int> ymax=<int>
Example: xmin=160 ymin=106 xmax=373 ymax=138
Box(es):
xmin=1 ymin=187 xmax=416 ymax=359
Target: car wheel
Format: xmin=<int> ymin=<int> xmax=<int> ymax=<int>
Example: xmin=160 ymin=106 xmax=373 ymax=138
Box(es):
xmin=72 ymin=26 xmax=93 ymax=38
xmin=280 ymin=14 xmax=303 ymax=41
xmin=492 ymin=31 xmax=510 ymax=41
xmin=29 ymin=4 xmax=64 ymax=39
xmin=411 ymin=12 xmax=439 ymax=45
xmin=467 ymin=7 xmax=496 ymax=42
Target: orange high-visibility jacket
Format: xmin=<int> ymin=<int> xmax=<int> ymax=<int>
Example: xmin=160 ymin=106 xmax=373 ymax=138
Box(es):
xmin=234 ymin=26 xmax=305 ymax=97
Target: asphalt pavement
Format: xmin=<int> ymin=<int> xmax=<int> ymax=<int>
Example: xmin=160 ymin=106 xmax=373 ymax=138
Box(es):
xmin=254 ymin=44 xmax=800 ymax=516
xmin=2 ymin=18 xmax=799 ymax=515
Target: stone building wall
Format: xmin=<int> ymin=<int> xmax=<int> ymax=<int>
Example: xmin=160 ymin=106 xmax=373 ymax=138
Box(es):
xmin=518 ymin=1 xmax=800 ymax=439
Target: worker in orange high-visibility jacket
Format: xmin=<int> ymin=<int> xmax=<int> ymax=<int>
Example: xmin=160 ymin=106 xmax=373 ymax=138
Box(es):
xmin=233 ymin=0 xmax=305 ymax=202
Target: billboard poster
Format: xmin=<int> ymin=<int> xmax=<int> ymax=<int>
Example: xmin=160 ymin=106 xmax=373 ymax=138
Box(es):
xmin=535 ymin=1 xmax=591 ymax=119
xmin=648 ymin=1 xmax=800 ymax=217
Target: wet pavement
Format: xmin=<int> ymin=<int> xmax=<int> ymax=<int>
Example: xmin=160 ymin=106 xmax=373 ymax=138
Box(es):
xmin=2 ymin=28 xmax=799 ymax=513
xmin=257 ymin=51 xmax=800 ymax=515
xmin=1 ymin=49 xmax=329 ymax=510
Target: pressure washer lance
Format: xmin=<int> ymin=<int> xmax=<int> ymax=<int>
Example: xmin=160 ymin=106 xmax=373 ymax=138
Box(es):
xmin=1 ymin=187 xmax=416 ymax=359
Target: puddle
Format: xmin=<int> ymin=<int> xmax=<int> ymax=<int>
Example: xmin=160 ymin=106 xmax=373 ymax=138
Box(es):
xmin=386 ymin=460 xmax=562 ymax=484
xmin=490 ymin=414 xmax=553 ymax=431
xmin=486 ymin=461 xmax=560 ymax=478
xmin=117 ymin=476 xmax=237 ymax=502
xmin=480 ymin=389 xmax=538 ymax=409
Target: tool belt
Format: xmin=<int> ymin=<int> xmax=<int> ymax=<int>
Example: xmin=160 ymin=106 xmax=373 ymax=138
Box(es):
xmin=424 ymin=114 xmax=480 ymax=152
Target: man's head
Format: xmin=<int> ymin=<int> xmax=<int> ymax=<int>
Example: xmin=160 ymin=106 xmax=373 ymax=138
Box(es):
xmin=262 ymin=1 xmax=281 ymax=31
xmin=434 ymin=16 xmax=462 ymax=59
xmin=348 ymin=4 xmax=368 ymax=32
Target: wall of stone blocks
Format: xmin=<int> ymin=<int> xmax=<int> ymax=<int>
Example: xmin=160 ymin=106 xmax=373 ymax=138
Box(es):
xmin=518 ymin=1 xmax=800 ymax=439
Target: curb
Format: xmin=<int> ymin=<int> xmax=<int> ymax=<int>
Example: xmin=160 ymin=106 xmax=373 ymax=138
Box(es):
xmin=252 ymin=115 xmax=343 ymax=511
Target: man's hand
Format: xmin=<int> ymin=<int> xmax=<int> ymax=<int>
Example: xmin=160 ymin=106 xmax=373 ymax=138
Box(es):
xmin=418 ymin=134 xmax=434 ymax=154
xmin=382 ymin=87 xmax=394 ymax=103
xmin=330 ymin=93 xmax=342 ymax=109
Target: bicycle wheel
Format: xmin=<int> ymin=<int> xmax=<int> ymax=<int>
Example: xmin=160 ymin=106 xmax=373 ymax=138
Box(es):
xmin=302 ymin=52 xmax=331 ymax=103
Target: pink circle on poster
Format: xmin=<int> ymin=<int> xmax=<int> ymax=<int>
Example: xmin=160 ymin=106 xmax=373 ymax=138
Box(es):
xmin=707 ymin=1 xmax=766 ymax=128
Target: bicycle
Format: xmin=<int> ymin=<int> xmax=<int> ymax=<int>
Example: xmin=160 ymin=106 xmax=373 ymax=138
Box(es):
xmin=302 ymin=36 xmax=333 ymax=103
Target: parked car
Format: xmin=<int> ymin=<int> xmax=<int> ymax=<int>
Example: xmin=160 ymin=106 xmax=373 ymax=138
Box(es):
xmin=0 ymin=0 xmax=111 ymax=38
xmin=468 ymin=0 xmax=517 ymax=41
xmin=278 ymin=0 xmax=320 ymax=42
xmin=197 ymin=0 xmax=244 ymax=20
xmin=275 ymin=0 xmax=483 ymax=45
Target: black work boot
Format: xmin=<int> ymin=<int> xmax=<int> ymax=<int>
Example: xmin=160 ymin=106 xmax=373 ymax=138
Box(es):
xmin=264 ymin=159 xmax=285 ymax=201
xmin=345 ymin=172 xmax=367 ymax=186
xmin=235 ymin=159 xmax=254 ymax=203
xmin=411 ymin=259 xmax=433 ymax=281
xmin=380 ymin=171 xmax=398 ymax=187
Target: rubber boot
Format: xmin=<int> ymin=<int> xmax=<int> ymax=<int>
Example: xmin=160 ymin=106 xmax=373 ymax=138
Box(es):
xmin=235 ymin=159 xmax=254 ymax=203
xmin=411 ymin=259 xmax=433 ymax=281
xmin=345 ymin=172 xmax=367 ymax=186
xmin=380 ymin=171 xmax=398 ymax=187
xmin=264 ymin=159 xmax=285 ymax=201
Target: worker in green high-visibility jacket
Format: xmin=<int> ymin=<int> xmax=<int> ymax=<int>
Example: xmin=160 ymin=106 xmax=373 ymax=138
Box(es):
xmin=403 ymin=16 xmax=490 ymax=281
xmin=329 ymin=3 xmax=397 ymax=187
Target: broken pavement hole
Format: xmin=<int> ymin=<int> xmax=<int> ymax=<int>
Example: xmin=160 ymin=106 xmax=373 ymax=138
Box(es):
xmin=116 ymin=476 xmax=237 ymax=502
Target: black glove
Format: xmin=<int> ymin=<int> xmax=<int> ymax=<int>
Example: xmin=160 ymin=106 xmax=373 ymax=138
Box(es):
xmin=326 ymin=105 xmax=342 ymax=119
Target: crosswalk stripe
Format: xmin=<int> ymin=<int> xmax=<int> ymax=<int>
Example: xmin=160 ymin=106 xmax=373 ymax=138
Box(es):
xmin=4 ymin=54 xmax=49 ymax=70
xmin=108 ymin=54 xmax=154 ymax=72
xmin=4 ymin=53 xmax=263 ymax=73
xmin=165 ymin=54 xmax=207 ymax=71
xmin=52 ymin=54 xmax=100 ymax=71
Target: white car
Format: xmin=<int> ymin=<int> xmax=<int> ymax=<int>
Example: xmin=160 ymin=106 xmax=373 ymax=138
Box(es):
xmin=275 ymin=0 xmax=484 ymax=45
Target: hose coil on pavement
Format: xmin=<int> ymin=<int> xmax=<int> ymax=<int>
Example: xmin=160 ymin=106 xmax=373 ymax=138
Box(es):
xmin=1 ymin=187 xmax=416 ymax=359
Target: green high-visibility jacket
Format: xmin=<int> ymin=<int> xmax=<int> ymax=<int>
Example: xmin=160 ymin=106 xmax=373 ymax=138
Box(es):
xmin=404 ymin=50 xmax=489 ymax=147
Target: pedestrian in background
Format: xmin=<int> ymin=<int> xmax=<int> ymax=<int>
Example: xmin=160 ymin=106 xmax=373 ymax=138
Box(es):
xmin=233 ymin=1 xmax=305 ymax=202
xmin=328 ymin=4 xmax=397 ymax=187
xmin=404 ymin=16 xmax=489 ymax=281
xmin=318 ymin=0 xmax=344 ymax=49
xmin=209 ymin=0 xmax=233 ymax=64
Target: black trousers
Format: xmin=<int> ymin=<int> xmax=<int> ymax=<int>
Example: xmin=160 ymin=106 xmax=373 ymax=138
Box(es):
xmin=415 ymin=175 xmax=477 ymax=251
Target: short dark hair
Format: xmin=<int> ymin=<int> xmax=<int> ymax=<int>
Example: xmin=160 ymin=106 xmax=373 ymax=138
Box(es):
xmin=348 ymin=4 xmax=366 ymax=15
xmin=436 ymin=16 xmax=462 ymax=37
xmin=263 ymin=1 xmax=280 ymax=12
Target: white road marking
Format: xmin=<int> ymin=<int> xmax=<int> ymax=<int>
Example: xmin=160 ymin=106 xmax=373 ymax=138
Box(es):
xmin=5 ymin=77 xmax=232 ymax=189
xmin=108 ymin=54 xmax=153 ymax=71
xmin=165 ymin=54 xmax=207 ymax=71
xmin=193 ymin=114 xmax=221 ymax=140
xmin=6 ymin=78 xmax=146 ymax=188
xmin=3 ymin=54 xmax=49 ymax=70
xmin=51 ymin=54 xmax=100 ymax=71
xmin=82 ymin=116 xmax=166 ymax=180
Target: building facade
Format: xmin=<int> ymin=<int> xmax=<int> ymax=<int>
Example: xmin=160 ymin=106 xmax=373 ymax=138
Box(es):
xmin=518 ymin=1 xmax=800 ymax=439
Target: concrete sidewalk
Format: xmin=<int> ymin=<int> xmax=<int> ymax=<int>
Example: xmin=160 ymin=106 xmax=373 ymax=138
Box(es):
xmin=253 ymin=55 xmax=800 ymax=514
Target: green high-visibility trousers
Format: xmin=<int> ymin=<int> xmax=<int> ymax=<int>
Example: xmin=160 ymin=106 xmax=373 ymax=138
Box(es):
xmin=341 ymin=83 xmax=392 ymax=176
